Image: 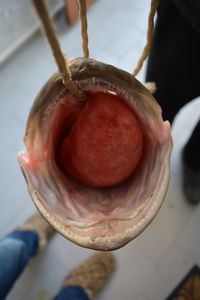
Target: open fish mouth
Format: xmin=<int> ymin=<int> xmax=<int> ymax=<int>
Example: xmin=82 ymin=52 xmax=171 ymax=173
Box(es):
xmin=18 ymin=58 xmax=172 ymax=250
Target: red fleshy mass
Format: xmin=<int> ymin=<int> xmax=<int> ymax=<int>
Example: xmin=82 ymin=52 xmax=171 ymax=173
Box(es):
xmin=59 ymin=91 xmax=143 ymax=187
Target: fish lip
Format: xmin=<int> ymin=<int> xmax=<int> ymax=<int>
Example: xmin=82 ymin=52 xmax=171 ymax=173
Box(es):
xmin=19 ymin=58 xmax=173 ymax=250
xmin=28 ymin=148 xmax=171 ymax=251
xmin=19 ymin=123 xmax=172 ymax=251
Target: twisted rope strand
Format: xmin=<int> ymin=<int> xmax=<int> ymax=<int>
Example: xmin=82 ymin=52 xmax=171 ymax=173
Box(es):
xmin=77 ymin=0 xmax=89 ymax=57
xmin=133 ymin=0 xmax=157 ymax=76
xmin=32 ymin=0 xmax=85 ymax=99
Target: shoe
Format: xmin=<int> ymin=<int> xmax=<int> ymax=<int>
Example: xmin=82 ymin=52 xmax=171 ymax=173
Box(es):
xmin=63 ymin=252 xmax=115 ymax=299
xmin=17 ymin=212 xmax=55 ymax=252
xmin=182 ymin=151 xmax=200 ymax=205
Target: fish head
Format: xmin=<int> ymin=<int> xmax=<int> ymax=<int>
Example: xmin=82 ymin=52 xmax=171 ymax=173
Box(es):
xmin=18 ymin=58 xmax=172 ymax=250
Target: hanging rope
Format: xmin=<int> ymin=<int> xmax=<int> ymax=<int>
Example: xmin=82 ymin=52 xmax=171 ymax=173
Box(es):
xmin=77 ymin=0 xmax=89 ymax=57
xmin=31 ymin=0 xmax=85 ymax=100
xmin=133 ymin=0 xmax=157 ymax=76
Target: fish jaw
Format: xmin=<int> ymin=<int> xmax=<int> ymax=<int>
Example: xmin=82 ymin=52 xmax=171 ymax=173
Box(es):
xmin=18 ymin=58 xmax=172 ymax=250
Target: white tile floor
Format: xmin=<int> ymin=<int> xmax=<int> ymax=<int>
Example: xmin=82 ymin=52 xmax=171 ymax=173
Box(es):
xmin=0 ymin=0 xmax=200 ymax=299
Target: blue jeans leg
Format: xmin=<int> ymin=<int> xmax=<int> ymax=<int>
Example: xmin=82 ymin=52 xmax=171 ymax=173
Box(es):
xmin=0 ymin=230 xmax=39 ymax=299
xmin=54 ymin=286 xmax=90 ymax=300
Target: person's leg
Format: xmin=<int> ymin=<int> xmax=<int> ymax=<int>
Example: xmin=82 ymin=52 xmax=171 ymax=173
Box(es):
xmin=146 ymin=0 xmax=200 ymax=123
xmin=183 ymin=120 xmax=200 ymax=171
xmin=182 ymin=120 xmax=200 ymax=204
xmin=54 ymin=252 xmax=115 ymax=300
xmin=54 ymin=286 xmax=89 ymax=300
xmin=146 ymin=0 xmax=200 ymax=204
xmin=0 ymin=213 xmax=54 ymax=299
xmin=0 ymin=230 xmax=39 ymax=299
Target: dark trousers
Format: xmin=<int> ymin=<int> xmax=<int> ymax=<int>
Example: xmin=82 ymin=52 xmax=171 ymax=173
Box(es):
xmin=146 ymin=0 xmax=200 ymax=169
